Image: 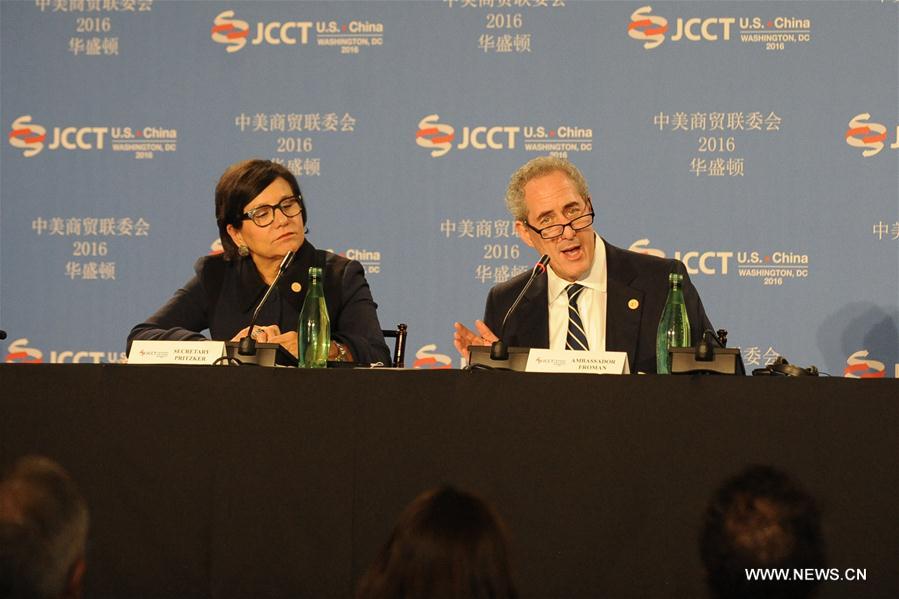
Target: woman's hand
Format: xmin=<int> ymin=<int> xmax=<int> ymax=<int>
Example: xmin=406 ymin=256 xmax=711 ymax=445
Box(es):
xmin=269 ymin=331 xmax=298 ymax=358
xmin=328 ymin=341 xmax=353 ymax=362
xmin=231 ymin=325 xmax=298 ymax=358
xmin=231 ymin=324 xmax=280 ymax=343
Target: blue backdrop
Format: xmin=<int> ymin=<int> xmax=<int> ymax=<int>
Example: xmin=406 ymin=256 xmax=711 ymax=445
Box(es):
xmin=2 ymin=0 xmax=897 ymax=377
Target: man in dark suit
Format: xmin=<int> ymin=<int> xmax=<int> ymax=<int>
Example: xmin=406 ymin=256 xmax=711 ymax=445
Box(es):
xmin=453 ymin=156 xmax=711 ymax=373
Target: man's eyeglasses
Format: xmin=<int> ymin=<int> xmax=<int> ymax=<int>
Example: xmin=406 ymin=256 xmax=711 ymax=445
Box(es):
xmin=241 ymin=196 xmax=303 ymax=227
xmin=524 ymin=209 xmax=595 ymax=240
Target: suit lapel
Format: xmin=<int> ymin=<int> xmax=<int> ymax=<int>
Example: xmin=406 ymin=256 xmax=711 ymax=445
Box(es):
xmin=511 ymin=273 xmax=549 ymax=348
xmin=604 ymin=241 xmax=643 ymax=369
xmin=236 ymin=257 xmax=267 ymax=314
xmin=279 ymin=241 xmax=316 ymax=313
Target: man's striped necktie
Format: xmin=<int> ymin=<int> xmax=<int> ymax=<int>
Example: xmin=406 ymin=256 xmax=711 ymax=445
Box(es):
xmin=565 ymin=283 xmax=589 ymax=351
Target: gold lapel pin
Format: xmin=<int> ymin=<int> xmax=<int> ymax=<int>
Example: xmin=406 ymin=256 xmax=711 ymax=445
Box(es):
xmin=290 ymin=282 xmax=302 ymax=293
xmin=627 ymin=298 xmax=639 ymax=310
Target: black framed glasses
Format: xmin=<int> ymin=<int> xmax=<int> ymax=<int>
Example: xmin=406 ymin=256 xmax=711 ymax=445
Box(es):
xmin=524 ymin=209 xmax=595 ymax=240
xmin=241 ymin=196 xmax=303 ymax=227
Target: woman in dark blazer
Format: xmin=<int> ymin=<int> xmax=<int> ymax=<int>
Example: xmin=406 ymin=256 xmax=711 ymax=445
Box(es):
xmin=128 ymin=159 xmax=390 ymax=364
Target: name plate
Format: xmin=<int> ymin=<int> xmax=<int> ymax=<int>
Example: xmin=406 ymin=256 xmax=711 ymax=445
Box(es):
xmin=128 ymin=340 xmax=225 ymax=365
xmin=526 ymin=349 xmax=630 ymax=375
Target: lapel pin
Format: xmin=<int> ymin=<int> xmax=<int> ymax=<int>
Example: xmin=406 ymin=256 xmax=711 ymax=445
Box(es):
xmin=291 ymin=282 xmax=302 ymax=293
xmin=628 ymin=298 xmax=639 ymax=310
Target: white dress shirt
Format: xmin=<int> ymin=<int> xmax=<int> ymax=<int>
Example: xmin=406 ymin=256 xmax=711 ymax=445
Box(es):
xmin=547 ymin=234 xmax=607 ymax=351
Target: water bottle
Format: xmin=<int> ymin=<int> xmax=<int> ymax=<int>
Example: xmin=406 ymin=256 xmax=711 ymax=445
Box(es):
xmin=656 ymin=272 xmax=691 ymax=374
xmin=298 ymin=267 xmax=330 ymax=368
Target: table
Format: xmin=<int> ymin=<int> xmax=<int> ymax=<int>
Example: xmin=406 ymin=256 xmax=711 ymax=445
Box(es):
xmin=1 ymin=365 xmax=897 ymax=598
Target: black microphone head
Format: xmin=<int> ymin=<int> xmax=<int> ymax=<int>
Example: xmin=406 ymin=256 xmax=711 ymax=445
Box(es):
xmin=237 ymin=333 xmax=257 ymax=356
xmin=716 ymin=329 xmax=728 ymax=347
xmin=534 ymin=254 xmax=550 ymax=274
xmin=0 ymin=330 xmax=6 ymax=340
xmin=490 ymin=340 xmax=509 ymax=361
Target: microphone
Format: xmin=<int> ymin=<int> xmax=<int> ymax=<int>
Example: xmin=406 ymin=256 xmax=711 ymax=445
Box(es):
xmin=0 ymin=330 xmax=6 ymax=341
xmin=695 ymin=328 xmax=727 ymax=362
xmin=489 ymin=255 xmax=550 ymax=361
xmin=237 ymin=251 xmax=296 ymax=356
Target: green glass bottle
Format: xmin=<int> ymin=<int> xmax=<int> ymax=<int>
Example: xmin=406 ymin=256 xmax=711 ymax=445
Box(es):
xmin=655 ymin=272 xmax=691 ymax=374
xmin=298 ymin=267 xmax=330 ymax=368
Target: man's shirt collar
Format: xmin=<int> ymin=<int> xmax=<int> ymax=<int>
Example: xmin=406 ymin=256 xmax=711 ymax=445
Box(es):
xmin=547 ymin=233 xmax=607 ymax=303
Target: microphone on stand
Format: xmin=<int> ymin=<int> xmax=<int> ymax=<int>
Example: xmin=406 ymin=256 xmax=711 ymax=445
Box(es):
xmin=489 ymin=255 xmax=550 ymax=361
xmin=695 ymin=328 xmax=727 ymax=361
xmin=237 ymin=251 xmax=296 ymax=357
xmin=0 ymin=330 xmax=7 ymax=340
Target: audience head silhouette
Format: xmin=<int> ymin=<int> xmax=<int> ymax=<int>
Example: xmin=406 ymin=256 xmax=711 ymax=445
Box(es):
xmin=0 ymin=456 xmax=89 ymax=599
xmin=357 ymin=485 xmax=516 ymax=599
xmin=700 ymin=465 xmax=825 ymax=599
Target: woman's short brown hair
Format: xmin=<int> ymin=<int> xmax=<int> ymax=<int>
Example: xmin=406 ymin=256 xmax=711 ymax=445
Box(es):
xmin=215 ymin=159 xmax=305 ymax=260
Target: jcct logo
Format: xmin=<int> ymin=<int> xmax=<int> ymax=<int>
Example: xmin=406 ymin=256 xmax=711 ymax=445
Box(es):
xmin=628 ymin=5 xmax=735 ymax=50
xmin=8 ymin=116 xmax=108 ymax=157
xmin=416 ymin=114 xmax=520 ymax=158
xmin=211 ymin=10 xmax=311 ymax=53
xmin=629 ymin=239 xmax=733 ymax=275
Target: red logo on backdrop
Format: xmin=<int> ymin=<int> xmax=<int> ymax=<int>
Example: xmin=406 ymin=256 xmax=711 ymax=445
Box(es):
xmin=412 ymin=344 xmax=452 ymax=369
xmin=415 ymin=115 xmax=455 ymax=158
xmin=211 ymin=10 xmax=250 ymax=53
xmin=845 ymin=113 xmax=890 ymax=158
xmin=627 ymin=6 xmax=668 ymax=49
xmin=8 ymin=115 xmax=47 ymax=157
xmin=4 ymin=338 xmax=43 ymax=363
xmin=843 ymin=350 xmax=886 ymax=378
xmin=3 ymin=338 xmax=123 ymax=363
xmin=628 ymin=238 xmax=666 ymax=258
